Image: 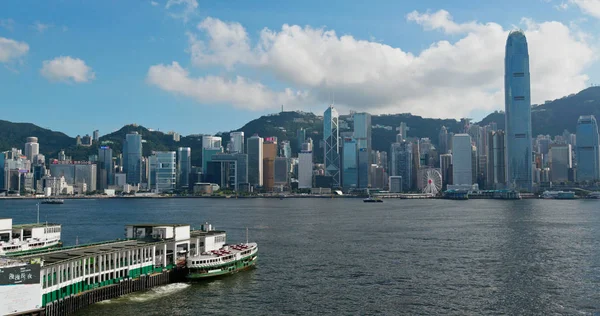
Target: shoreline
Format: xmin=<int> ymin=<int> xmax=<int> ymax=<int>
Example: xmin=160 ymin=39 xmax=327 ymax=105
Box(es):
xmin=0 ymin=195 xmax=592 ymax=200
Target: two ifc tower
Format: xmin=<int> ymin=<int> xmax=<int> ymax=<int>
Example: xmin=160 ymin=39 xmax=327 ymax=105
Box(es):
xmin=505 ymin=30 xmax=533 ymax=192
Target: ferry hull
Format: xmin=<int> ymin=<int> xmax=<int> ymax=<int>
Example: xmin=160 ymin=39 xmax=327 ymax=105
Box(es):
xmin=187 ymin=254 xmax=258 ymax=280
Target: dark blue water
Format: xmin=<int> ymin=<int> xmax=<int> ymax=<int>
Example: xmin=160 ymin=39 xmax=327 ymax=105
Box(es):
xmin=1 ymin=198 xmax=600 ymax=315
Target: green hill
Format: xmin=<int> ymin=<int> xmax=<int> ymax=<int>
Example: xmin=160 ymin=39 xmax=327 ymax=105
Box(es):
xmin=479 ymin=86 xmax=600 ymax=135
xmin=0 ymin=119 xmax=74 ymax=158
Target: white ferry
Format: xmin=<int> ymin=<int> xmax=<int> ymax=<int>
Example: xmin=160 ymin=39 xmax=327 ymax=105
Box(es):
xmin=0 ymin=218 xmax=62 ymax=255
xmin=186 ymin=223 xmax=258 ymax=279
xmin=587 ymin=192 xmax=600 ymax=199
xmin=541 ymin=191 xmax=576 ymax=199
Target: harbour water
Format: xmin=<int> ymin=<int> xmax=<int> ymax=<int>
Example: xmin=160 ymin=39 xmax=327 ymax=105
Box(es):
xmin=1 ymin=198 xmax=600 ymax=315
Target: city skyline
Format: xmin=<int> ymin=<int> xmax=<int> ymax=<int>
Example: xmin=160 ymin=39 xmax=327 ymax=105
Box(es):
xmin=1 ymin=1 xmax=599 ymax=136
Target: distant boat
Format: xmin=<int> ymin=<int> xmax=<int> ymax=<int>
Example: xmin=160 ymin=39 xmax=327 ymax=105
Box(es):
xmin=41 ymin=198 xmax=64 ymax=204
xmin=541 ymin=191 xmax=575 ymax=199
xmin=586 ymin=192 xmax=600 ymax=199
xmin=363 ymin=196 xmax=383 ymax=203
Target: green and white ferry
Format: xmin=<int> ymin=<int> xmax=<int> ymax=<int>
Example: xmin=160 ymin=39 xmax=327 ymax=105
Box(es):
xmin=187 ymin=224 xmax=258 ymax=279
xmin=0 ymin=218 xmax=62 ymax=255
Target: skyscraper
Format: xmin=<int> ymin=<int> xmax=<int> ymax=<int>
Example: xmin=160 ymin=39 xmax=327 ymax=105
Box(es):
xmin=98 ymin=146 xmax=114 ymax=190
xmin=353 ymin=112 xmax=372 ymax=188
xmin=297 ymin=128 xmax=306 ymax=151
xmin=576 ymin=115 xmax=600 ymax=182
xmin=505 ymin=30 xmax=533 ymax=191
xmin=247 ymin=135 xmax=264 ymax=188
xmin=550 ymin=144 xmax=572 ymax=183
xmin=324 ymin=105 xmax=341 ymax=188
xmin=93 ymin=130 xmax=99 ymax=142
xmin=202 ymin=136 xmax=222 ymax=149
xmin=211 ymin=153 xmax=249 ymax=192
xmin=123 ymin=132 xmax=142 ymax=185
xmin=298 ymin=150 xmax=313 ymax=189
xmin=486 ymin=130 xmax=506 ymax=189
xmin=438 ymin=126 xmax=448 ymax=155
xmin=274 ymin=157 xmax=290 ymax=189
xmin=452 ymin=134 xmax=472 ymax=186
xmin=281 ymin=141 xmax=292 ymax=159
xmin=149 ymin=151 xmax=176 ymax=193
xmin=390 ymin=140 xmax=413 ymax=192
xmin=229 ymin=132 xmax=244 ymax=154
xmin=342 ymin=138 xmax=358 ymax=190
xmin=24 ymin=137 xmax=39 ymax=164
xmin=399 ymin=122 xmax=408 ymax=141
xmin=177 ymin=147 xmax=191 ymax=189
xmin=440 ymin=153 xmax=452 ymax=190
xmin=263 ymin=137 xmax=278 ymax=190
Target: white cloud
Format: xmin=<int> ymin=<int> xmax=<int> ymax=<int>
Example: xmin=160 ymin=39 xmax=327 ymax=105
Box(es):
xmin=168 ymin=12 xmax=594 ymax=117
xmin=406 ymin=10 xmax=483 ymax=34
xmin=0 ymin=19 xmax=15 ymax=31
xmin=32 ymin=21 xmax=52 ymax=33
xmin=570 ymin=0 xmax=600 ymax=18
xmin=40 ymin=56 xmax=95 ymax=83
xmin=146 ymin=62 xmax=308 ymax=110
xmin=0 ymin=37 xmax=29 ymax=63
xmin=151 ymin=1 xmax=159 ymax=6
xmin=188 ymin=17 xmax=252 ymax=69
xmin=165 ymin=0 xmax=198 ymax=23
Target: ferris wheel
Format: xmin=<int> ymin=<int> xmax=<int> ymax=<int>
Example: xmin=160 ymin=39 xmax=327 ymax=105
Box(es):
xmin=422 ymin=169 xmax=443 ymax=195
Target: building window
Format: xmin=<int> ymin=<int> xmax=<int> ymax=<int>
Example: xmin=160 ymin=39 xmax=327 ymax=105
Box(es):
xmin=513 ymin=72 xmax=524 ymax=77
xmin=514 ymin=96 xmax=525 ymax=101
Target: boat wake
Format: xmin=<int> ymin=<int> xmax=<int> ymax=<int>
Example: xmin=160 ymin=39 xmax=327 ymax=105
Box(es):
xmin=129 ymin=283 xmax=190 ymax=302
xmin=99 ymin=283 xmax=191 ymax=304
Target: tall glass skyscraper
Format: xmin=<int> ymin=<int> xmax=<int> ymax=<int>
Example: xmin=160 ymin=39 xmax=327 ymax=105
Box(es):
xmin=177 ymin=147 xmax=191 ymax=189
xmin=504 ymin=30 xmax=533 ymax=191
xmin=98 ymin=146 xmax=114 ymax=189
xmin=324 ymin=105 xmax=341 ymax=188
xmin=247 ymin=135 xmax=264 ymax=188
xmin=576 ymin=115 xmax=600 ymax=182
xmin=149 ymin=151 xmax=176 ymax=193
xmin=342 ymin=138 xmax=357 ymax=190
xmin=123 ymin=132 xmax=142 ymax=185
xmin=390 ymin=140 xmax=413 ymax=192
xmin=353 ymin=112 xmax=372 ymax=188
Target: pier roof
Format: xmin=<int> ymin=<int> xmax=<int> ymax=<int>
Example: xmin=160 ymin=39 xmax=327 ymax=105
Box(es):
xmin=7 ymin=238 xmax=166 ymax=266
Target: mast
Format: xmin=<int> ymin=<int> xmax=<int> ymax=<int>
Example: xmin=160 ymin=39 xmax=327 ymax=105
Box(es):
xmin=36 ymin=202 xmax=40 ymax=224
xmin=246 ymin=227 xmax=248 ymax=244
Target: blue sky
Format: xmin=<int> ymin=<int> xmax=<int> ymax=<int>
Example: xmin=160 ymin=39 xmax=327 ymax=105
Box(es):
xmin=1 ymin=0 xmax=599 ymax=137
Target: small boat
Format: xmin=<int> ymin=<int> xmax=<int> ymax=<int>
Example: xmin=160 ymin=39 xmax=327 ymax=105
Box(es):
xmin=41 ymin=198 xmax=64 ymax=204
xmin=363 ymin=196 xmax=383 ymax=203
